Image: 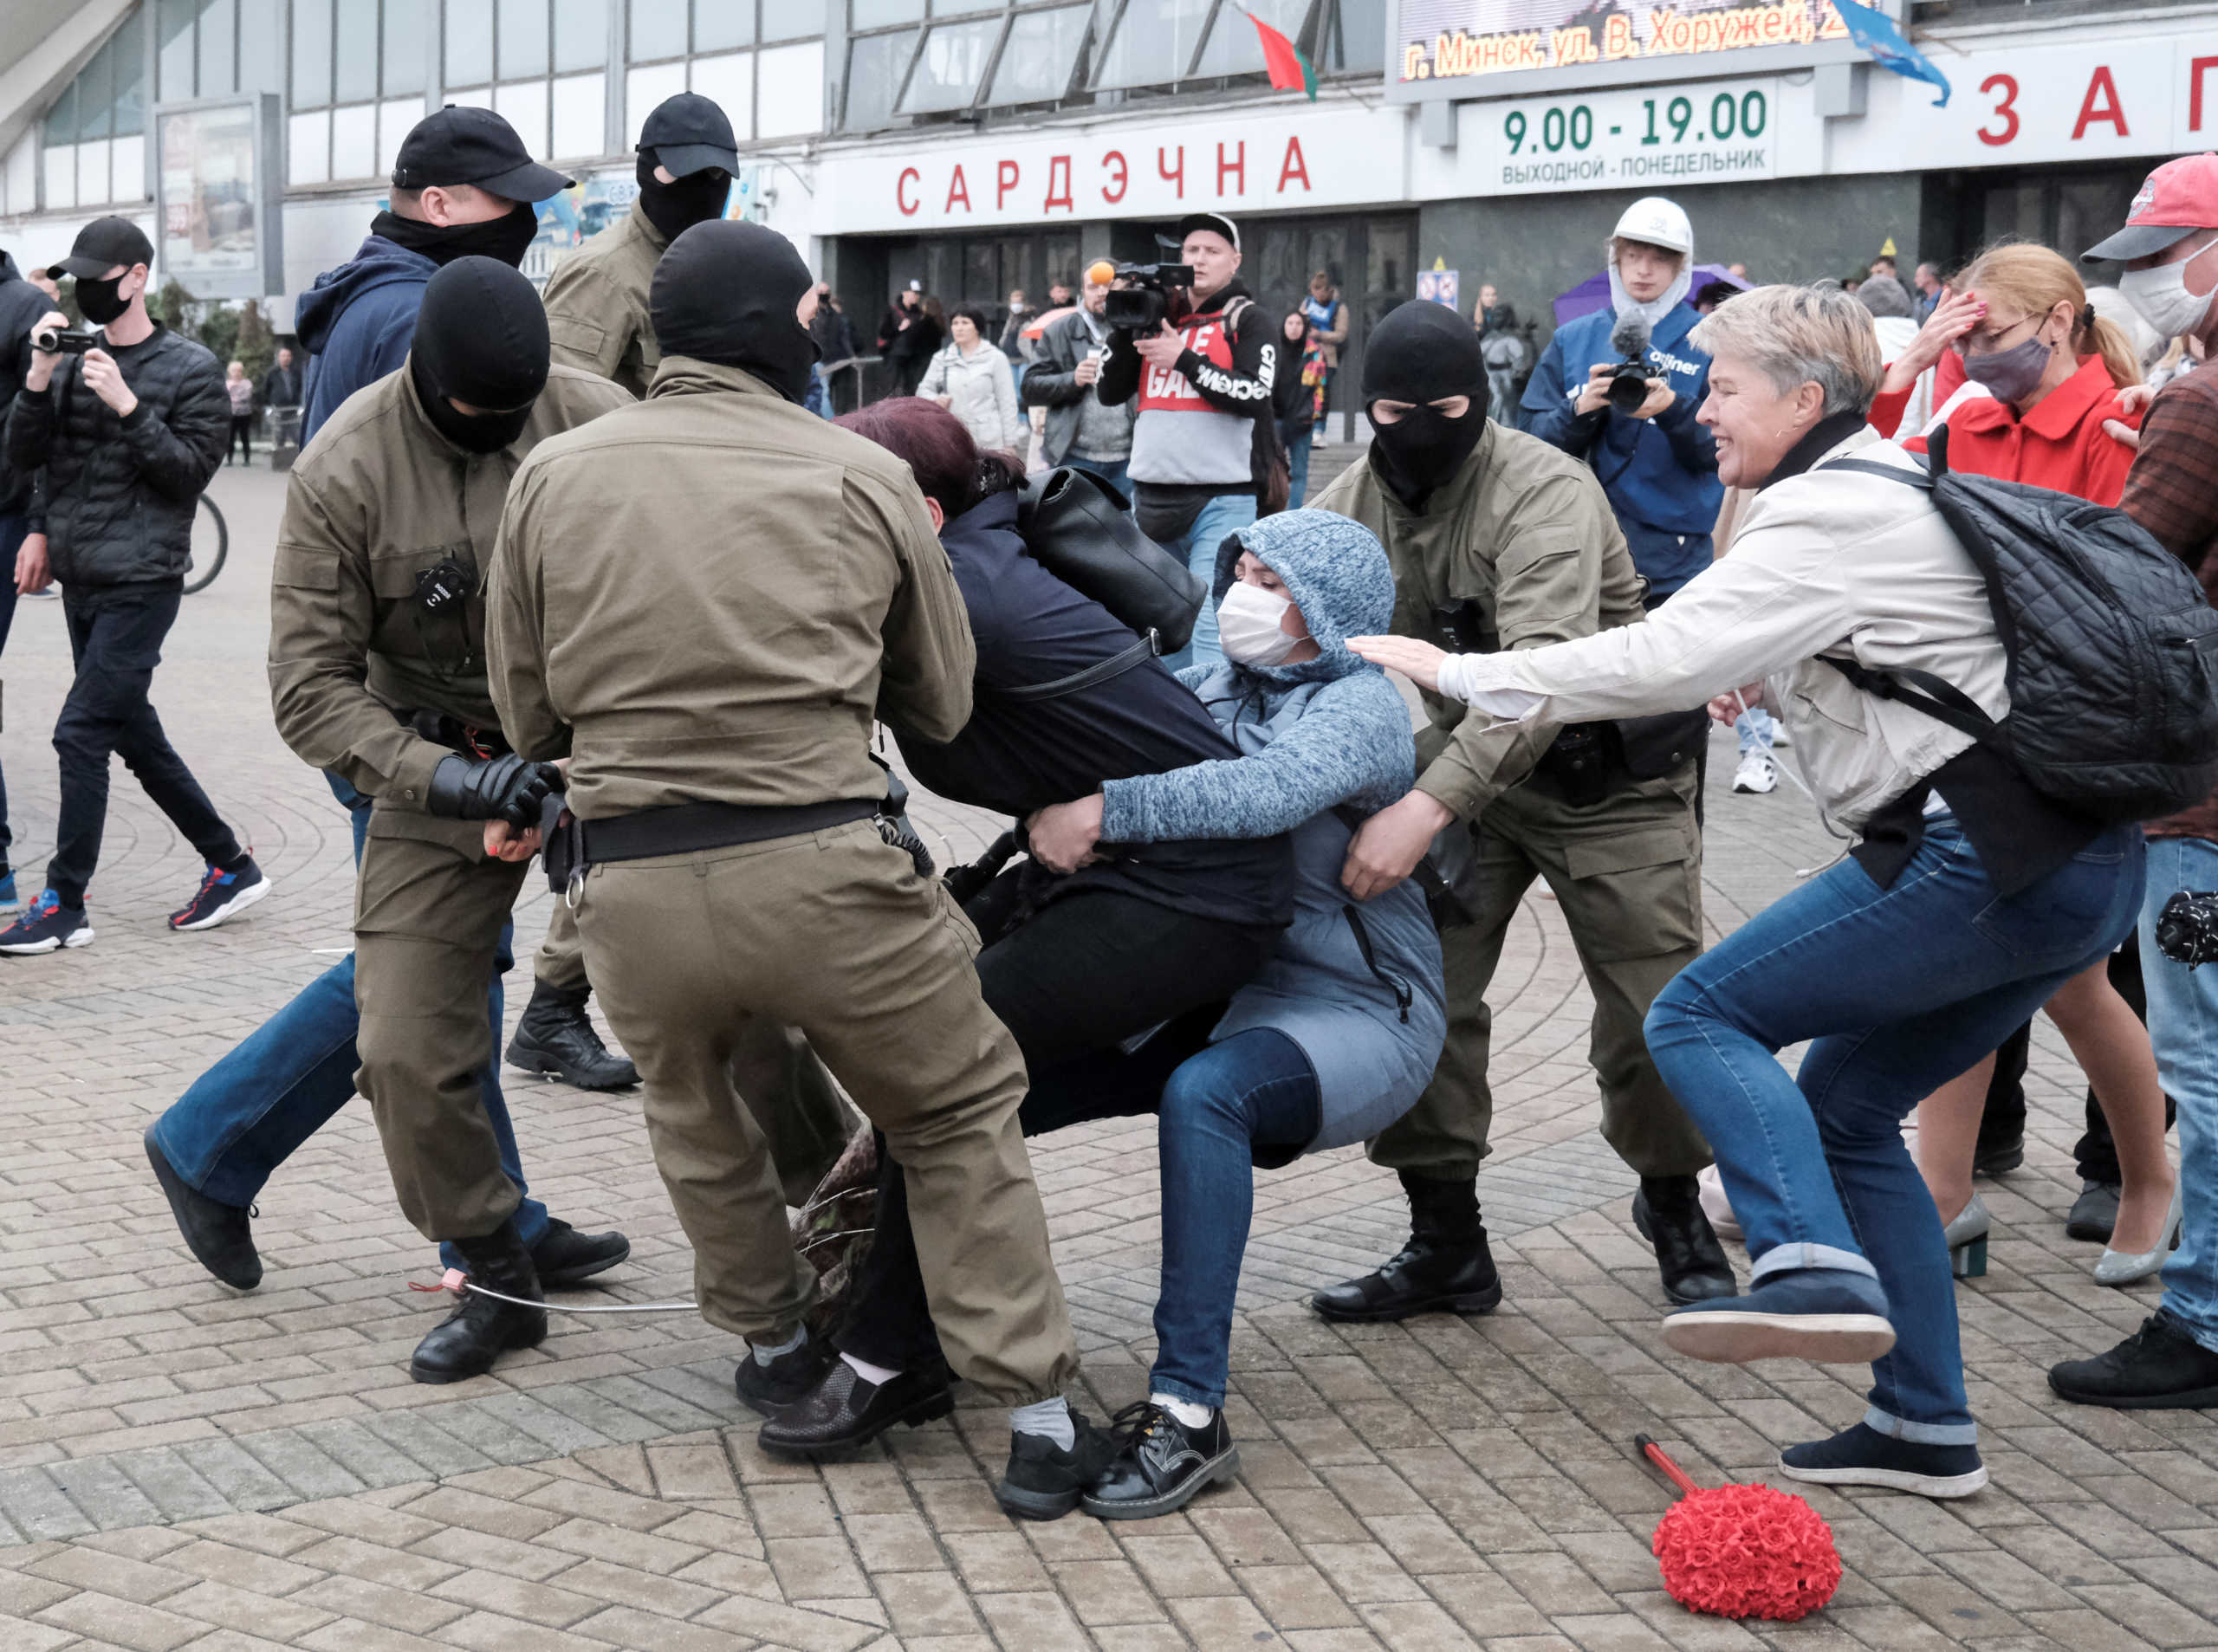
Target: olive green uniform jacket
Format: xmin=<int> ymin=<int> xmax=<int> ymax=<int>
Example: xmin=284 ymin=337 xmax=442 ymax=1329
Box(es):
xmin=541 ymin=206 xmax=670 ymax=400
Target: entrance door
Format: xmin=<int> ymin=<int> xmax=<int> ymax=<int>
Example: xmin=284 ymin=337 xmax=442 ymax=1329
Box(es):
xmin=1244 ymin=212 xmax=1416 ymax=440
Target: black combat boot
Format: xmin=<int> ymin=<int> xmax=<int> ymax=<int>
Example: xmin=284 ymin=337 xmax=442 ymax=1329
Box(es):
xmin=1632 ymin=1175 xmax=1737 ymax=1305
xmin=505 ymin=979 xmax=639 ymax=1091
xmin=1309 ymin=1172 xmax=1502 ymax=1323
xmin=411 ymin=1221 xmax=548 ymax=1383
xmin=145 ymin=1129 xmax=262 ymax=1290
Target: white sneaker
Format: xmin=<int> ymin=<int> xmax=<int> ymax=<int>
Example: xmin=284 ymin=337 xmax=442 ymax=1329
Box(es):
xmin=1732 ymin=752 xmax=1778 ymax=794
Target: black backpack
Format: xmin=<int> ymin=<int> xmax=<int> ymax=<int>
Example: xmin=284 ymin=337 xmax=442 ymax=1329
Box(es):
xmin=1825 ymin=424 xmax=2218 ymax=826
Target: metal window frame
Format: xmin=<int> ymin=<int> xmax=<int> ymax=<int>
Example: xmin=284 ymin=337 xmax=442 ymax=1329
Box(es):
xmin=1088 ymin=0 xmax=1335 ymax=93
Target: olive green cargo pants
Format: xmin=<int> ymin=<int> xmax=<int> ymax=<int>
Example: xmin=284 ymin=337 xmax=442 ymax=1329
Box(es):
xmin=575 ymin=820 xmax=1078 ymax=1406
xmin=1370 ymin=763 xmax=1714 ymax=1183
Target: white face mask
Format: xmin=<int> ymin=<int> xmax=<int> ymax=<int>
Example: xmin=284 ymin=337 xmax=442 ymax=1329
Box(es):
xmin=1217 ymin=579 xmax=1303 ymax=667
xmin=2120 ymin=235 xmax=2218 ymax=339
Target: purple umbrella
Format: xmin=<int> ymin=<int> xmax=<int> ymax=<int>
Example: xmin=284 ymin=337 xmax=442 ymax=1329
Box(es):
xmin=1553 ymin=264 xmax=1749 ymax=327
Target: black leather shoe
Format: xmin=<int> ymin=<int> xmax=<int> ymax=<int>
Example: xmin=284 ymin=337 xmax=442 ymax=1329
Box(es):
xmin=1312 ymin=1174 xmax=1501 ymax=1323
xmin=411 ymin=1221 xmax=547 ymax=1384
xmin=1081 ymin=1403 xmax=1240 ymax=1520
xmin=2066 ymin=1180 xmax=2122 ymax=1243
xmin=145 ymin=1129 xmax=261 ymax=1291
xmin=997 ymin=1410 xmax=1119 ymax=1521
xmin=505 ymin=981 xmax=639 ymax=1091
xmin=2051 ymin=1312 xmax=2218 ymax=1409
xmin=1973 ymin=1136 xmax=2025 ymax=1177
xmin=1633 ymin=1176 xmax=1737 ymax=1305
xmin=528 ymin=1219 xmax=631 ymax=1287
xmin=734 ymin=1335 xmax=839 ymax=1418
xmin=757 ymin=1359 xmax=954 ymax=1456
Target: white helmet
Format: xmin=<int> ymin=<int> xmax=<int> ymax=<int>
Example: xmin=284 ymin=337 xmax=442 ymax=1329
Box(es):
xmin=1612 ymin=197 xmax=1693 ymax=256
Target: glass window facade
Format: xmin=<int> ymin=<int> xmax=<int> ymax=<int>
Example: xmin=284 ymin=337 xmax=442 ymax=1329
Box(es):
xmin=42 ymin=17 xmax=150 ymax=208
xmin=626 ymin=2 xmax=828 ymax=146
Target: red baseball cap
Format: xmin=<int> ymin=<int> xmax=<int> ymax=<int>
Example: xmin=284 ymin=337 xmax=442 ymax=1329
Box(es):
xmin=2084 ymin=153 xmax=2218 ymax=263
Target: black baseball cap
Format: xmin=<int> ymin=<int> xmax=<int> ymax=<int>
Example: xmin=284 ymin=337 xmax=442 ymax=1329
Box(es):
xmin=1175 ymin=211 xmax=1241 ymax=254
xmin=392 ymin=105 xmax=572 ymax=203
xmin=49 ymin=215 xmax=153 ymax=280
xmin=638 ymin=92 xmax=739 ymax=179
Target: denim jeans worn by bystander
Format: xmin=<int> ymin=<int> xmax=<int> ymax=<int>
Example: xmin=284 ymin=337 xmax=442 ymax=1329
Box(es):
xmin=1162 ymin=492 xmax=1260 ymax=670
xmin=0 ymin=511 xmax=24 ymax=907
xmin=1063 ymin=455 xmax=1132 ymax=501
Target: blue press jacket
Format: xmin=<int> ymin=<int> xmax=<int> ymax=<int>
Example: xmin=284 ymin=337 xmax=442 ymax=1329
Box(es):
xmin=1521 ymin=301 xmax=1722 ymax=550
xmin=295 ymin=235 xmax=437 ymax=445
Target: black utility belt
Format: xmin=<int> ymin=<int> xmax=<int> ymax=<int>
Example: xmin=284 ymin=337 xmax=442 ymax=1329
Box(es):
xmin=401 ymin=707 xmax=510 ymax=759
xmin=1534 ymin=709 xmax=1709 ymax=807
xmin=544 ymin=797 xmax=879 ymax=893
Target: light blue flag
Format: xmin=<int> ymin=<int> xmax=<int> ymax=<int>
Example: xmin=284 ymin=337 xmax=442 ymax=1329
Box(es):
xmin=1830 ymin=0 xmax=1951 ymax=107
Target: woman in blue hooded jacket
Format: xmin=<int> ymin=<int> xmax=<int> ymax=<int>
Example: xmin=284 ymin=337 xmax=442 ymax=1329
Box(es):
xmin=1027 ymin=508 xmax=1448 ymax=1519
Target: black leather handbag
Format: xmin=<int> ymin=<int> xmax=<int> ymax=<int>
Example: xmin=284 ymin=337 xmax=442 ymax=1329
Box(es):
xmin=1014 ymin=466 xmax=1207 ymax=655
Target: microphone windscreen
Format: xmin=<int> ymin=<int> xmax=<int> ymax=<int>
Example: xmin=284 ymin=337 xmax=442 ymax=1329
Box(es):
xmin=1610 ymin=314 xmax=1652 ymax=359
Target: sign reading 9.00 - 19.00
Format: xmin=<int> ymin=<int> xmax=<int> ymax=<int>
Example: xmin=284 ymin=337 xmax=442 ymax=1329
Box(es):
xmin=1479 ymin=78 xmax=1779 ymax=192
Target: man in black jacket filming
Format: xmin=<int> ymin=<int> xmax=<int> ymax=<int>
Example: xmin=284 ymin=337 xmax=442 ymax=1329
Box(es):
xmin=2 ymin=217 xmax=268 ymax=955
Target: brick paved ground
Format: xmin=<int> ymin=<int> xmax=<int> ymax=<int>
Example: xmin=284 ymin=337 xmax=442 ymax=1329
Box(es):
xmin=0 ymin=461 xmax=2211 ymax=1651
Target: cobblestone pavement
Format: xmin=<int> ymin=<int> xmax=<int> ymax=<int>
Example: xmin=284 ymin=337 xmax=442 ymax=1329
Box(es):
xmin=0 ymin=462 xmax=2210 ymax=1651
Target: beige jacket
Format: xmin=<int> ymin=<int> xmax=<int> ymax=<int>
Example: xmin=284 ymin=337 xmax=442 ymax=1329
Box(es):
xmin=486 ymin=355 xmax=976 ymax=820
xmin=267 ymin=362 xmax=631 ymax=809
xmin=1313 ymin=418 xmax=1646 ymax=820
xmin=542 ymin=206 xmax=670 ymax=400
xmin=1444 ymin=428 xmax=2007 ymax=835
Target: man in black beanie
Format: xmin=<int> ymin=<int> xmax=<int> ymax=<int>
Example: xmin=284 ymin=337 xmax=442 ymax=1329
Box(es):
xmin=1307 ymin=298 xmax=1730 ymax=1317
xmin=483 ymin=218 xmax=1109 ymax=1518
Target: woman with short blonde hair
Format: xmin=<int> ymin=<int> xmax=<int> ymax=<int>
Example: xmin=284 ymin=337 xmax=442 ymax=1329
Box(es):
xmin=1350 ymin=281 xmax=2144 ymax=1504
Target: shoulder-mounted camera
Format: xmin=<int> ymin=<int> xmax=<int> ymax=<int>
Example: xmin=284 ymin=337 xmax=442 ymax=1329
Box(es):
xmin=1087 ymin=256 xmax=1195 ymax=333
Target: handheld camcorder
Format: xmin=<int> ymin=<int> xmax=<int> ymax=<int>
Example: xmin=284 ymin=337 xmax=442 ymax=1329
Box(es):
xmin=1605 ymin=314 xmax=1656 ymax=415
xmin=1086 ymin=257 xmax=1194 ymax=333
xmin=32 ymin=324 xmax=99 ymax=355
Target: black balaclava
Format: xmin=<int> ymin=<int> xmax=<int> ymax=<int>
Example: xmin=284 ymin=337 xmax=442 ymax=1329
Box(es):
xmin=1362 ymin=300 xmax=1492 ymax=512
xmin=373 ymin=199 xmax=540 ymax=269
xmin=635 ymin=152 xmax=731 ymax=243
xmin=409 ymin=256 xmax=550 ymax=452
xmin=650 ymin=219 xmax=817 ymax=404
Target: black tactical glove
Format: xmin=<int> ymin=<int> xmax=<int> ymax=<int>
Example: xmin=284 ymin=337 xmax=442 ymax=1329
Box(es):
xmin=425 ymin=753 xmax=563 ymax=827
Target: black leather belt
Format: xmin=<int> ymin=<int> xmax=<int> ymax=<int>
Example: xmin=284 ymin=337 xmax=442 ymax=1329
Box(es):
xmin=576 ymin=797 xmax=878 ymax=865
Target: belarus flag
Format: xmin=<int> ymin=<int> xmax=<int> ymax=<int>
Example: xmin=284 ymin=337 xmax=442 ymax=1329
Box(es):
xmin=1238 ymin=6 xmax=1319 ymax=100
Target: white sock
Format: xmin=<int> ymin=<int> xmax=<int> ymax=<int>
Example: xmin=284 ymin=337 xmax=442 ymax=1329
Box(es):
xmin=750 ymin=1325 xmax=806 ymax=1366
xmin=1009 ymin=1396 xmax=1074 ymax=1449
xmin=840 ymin=1351 xmax=901 ymax=1386
xmin=1151 ymin=1391 xmax=1214 ymax=1429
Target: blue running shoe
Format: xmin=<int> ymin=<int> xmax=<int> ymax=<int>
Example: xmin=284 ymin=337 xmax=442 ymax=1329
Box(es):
xmin=0 ymin=868 xmax=19 ymax=914
xmin=0 ymin=891 xmax=94 ymax=956
xmin=1661 ymin=1266 xmax=1894 ymax=1365
xmin=169 ymin=857 xmax=273 ymax=931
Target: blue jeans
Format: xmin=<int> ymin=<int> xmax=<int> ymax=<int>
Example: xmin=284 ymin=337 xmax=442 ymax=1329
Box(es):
xmin=0 ymin=511 xmax=23 ymax=870
xmin=1065 ymin=455 xmax=1132 ymax=501
xmin=1644 ymin=816 xmax=2143 ymax=1442
xmin=1162 ymin=492 xmax=1260 ymax=671
xmin=150 ymin=780 xmax=548 ymax=1270
xmin=2142 ymin=835 xmax=2218 ymax=1356
xmin=1150 ymin=1029 xmax=1320 ymax=1409
xmin=804 ymin=365 xmax=831 ymax=419
xmin=1285 ymin=428 xmax=1313 ymax=509
xmin=1736 ymin=705 xmax=1777 ymax=755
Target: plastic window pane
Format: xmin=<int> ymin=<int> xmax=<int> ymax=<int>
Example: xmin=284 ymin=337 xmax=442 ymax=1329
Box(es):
xmin=695 ymin=0 xmax=756 ymax=50
xmin=689 ymin=50 xmax=754 ymax=141
xmin=378 ymin=96 xmax=421 ymax=173
xmin=112 ymin=20 xmax=146 ymax=138
xmin=852 ymin=0 xmax=924 ymax=28
xmin=335 ymin=0 xmax=379 ymax=103
xmin=79 ymin=139 xmax=113 ymax=204
xmin=1325 ymin=0 xmax=1383 ymax=70
xmin=198 ymin=0 xmax=237 ymax=95
xmin=842 ymin=30 xmax=914 ymax=128
xmin=550 ymin=70 xmax=604 ymax=157
xmin=496 ymin=77 xmax=552 ymax=157
xmin=554 ymin=0 xmax=607 ymax=71
xmin=500 ymin=0 xmax=552 ymax=79
xmin=446 ymin=83 xmax=495 ymax=107
xmin=381 ymin=0 xmax=426 ymax=94
xmin=1192 ymin=0 xmax=1307 ymax=78
xmin=898 ymin=16 xmax=996 ymax=113
xmin=46 ymin=83 xmax=77 ymax=148
xmin=159 ymin=0 xmax=198 ymax=100
xmin=755 ymin=38 xmax=821 ymax=133
xmin=761 ymin=3 xmax=818 ymax=40
xmin=628 ymin=0 xmax=686 ymax=61
xmin=289 ymin=109 xmax=329 ymax=182
xmin=332 ymin=100 xmax=377 ymax=177
xmin=986 ymin=3 xmax=1086 ymax=105
xmin=625 ymin=59 xmax=686 ymax=145
xmin=447 ymin=0 xmax=495 ymax=85
xmin=291 ymin=0 xmax=334 ymax=105
xmin=1093 ymin=0 xmax=1212 ymax=88
xmin=237 ymin=0 xmax=282 ymax=94
xmin=45 ymin=143 xmax=76 ymax=210
xmin=76 ymin=36 xmax=113 ymax=141
xmin=113 ymin=133 xmax=146 ymax=201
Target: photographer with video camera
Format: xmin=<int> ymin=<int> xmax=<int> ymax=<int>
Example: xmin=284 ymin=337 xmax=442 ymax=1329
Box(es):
xmin=1097 ymin=211 xmax=1279 ymax=667
xmin=1 ymin=217 xmax=266 ymax=956
xmin=1523 ymin=198 xmax=1721 ymax=613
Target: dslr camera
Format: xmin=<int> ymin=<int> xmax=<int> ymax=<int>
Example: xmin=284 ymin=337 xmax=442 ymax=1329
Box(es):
xmin=1086 ymin=257 xmax=1194 ymax=333
xmin=1605 ymin=314 xmax=1657 ymax=415
xmin=32 ymin=323 xmax=99 ymax=355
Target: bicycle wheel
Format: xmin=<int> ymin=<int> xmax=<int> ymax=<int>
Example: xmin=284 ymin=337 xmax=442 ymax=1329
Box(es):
xmin=184 ymin=495 xmax=229 ymax=594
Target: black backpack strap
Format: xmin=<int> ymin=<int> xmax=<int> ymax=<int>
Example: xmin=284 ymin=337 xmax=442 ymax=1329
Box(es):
xmin=1821 ymin=456 xmax=1934 ymax=490
xmin=996 ymin=631 xmax=1159 ymax=703
xmin=1819 ymin=654 xmax=2001 ymax=744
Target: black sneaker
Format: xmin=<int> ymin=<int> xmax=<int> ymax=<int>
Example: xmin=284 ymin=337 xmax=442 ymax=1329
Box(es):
xmin=0 ymin=891 xmax=93 ymax=955
xmin=733 ymin=1335 xmax=839 ymax=1418
xmin=1081 ymin=1402 xmax=1240 ymax=1521
xmin=527 ymin=1219 xmax=631 ymax=1287
xmin=144 ymin=1128 xmax=262 ymax=1290
xmin=169 ymin=858 xmax=273 ymax=931
xmin=996 ymin=1411 xmax=1119 ymax=1521
xmin=2050 ymin=1312 xmax=2218 ymax=1410
xmin=2066 ymin=1180 xmax=2122 ymax=1243
xmin=759 ymin=1359 xmax=957 ymax=1456
xmin=1779 ymin=1422 xmax=1988 ymax=1499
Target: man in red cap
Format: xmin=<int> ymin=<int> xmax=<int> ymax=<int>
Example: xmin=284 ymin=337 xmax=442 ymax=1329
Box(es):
xmin=2052 ymin=153 xmax=2218 ymax=1412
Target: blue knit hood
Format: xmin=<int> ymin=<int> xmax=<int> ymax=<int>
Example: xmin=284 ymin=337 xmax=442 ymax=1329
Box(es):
xmin=1210 ymin=509 xmax=1396 ymax=688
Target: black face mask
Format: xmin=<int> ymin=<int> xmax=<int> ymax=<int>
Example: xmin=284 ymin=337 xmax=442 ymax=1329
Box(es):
xmin=1361 ymin=300 xmax=1491 ymax=511
xmin=649 ymin=218 xmax=818 ymax=404
xmin=75 ymin=272 xmax=132 ymax=325
xmin=410 ymin=255 xmax=551 ymax=453
xmin=373 ymin=200 xmax=540 ymax=269
xmin=635 ymin=153 xmax=730 ymax=243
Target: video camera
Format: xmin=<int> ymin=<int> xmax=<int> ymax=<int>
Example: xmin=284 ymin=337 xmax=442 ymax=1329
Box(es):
xmin=1605 ymin=314 xmax=1656 ymax=416
xmin=1086 ymin=257 xmax=1194 ymax=333
xmin=32 ymin=324 xmax=99 ymax=355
